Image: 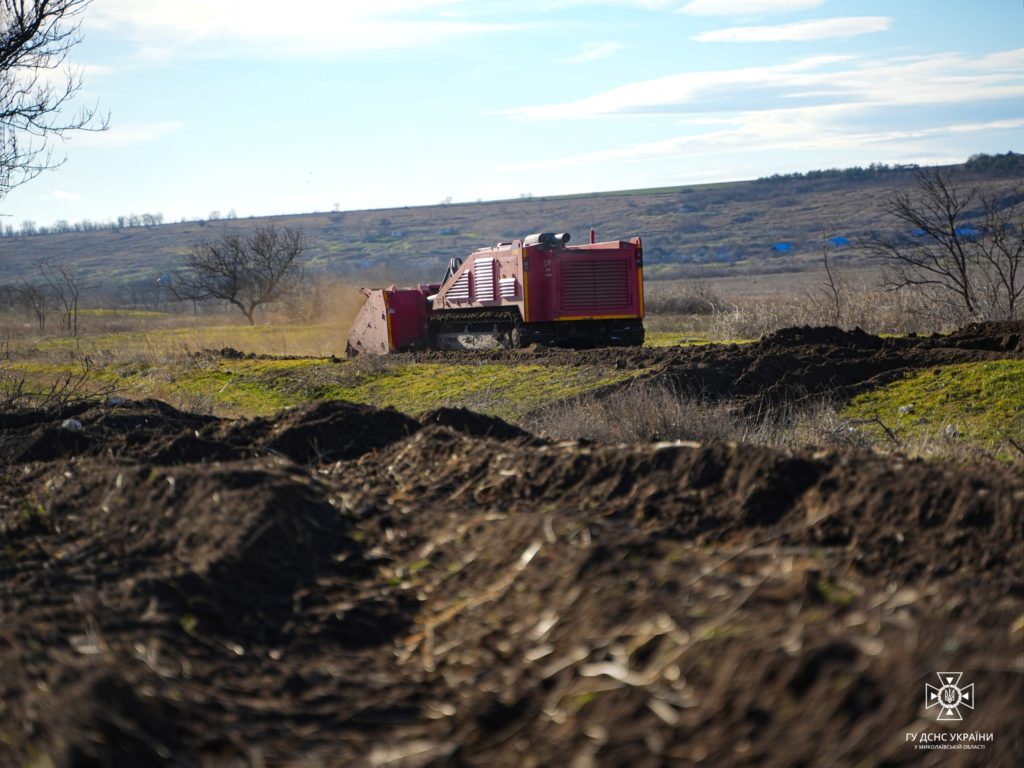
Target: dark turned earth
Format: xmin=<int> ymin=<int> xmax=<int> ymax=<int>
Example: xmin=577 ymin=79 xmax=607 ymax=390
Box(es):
xmin=1 ymin=322 xmax=1022 ymax=766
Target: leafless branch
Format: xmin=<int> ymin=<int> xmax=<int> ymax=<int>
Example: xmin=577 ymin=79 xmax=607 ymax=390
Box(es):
xmin=0 ymin=0 xmax=109 ymax=197
xmin=820 ymin=235 xmax=842 ymax=325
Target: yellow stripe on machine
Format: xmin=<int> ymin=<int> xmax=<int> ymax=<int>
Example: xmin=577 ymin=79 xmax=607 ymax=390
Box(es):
xmin=383 ymin=291 xmax=395 ymax=351
xmin=637 ymin=262 xmax=645 ymax=318
xmin=557 ymin=313 xmax=641 ymax=321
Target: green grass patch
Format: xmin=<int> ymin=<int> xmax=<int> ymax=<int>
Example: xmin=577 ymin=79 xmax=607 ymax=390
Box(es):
xmin=78 ymin=308 xmax=169 ymax=318
xmin=843 ymin=360 xmax=1024 ymax=460
xmin=169 ymin=358 xmax=325 ymax=414
xmin=645 ymin=330 xmax=718 ymax=348
xmin=5 ymin=361 xmax=121 ymax=388
xmin=5 ymin=354 xmax=644 ymax=421
xmin=313 ymin=362 xmax=646 ymax=421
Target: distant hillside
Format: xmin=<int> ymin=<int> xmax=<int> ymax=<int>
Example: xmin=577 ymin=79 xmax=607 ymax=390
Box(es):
xmin=1 ymin=157 xmax=1020 ymax=292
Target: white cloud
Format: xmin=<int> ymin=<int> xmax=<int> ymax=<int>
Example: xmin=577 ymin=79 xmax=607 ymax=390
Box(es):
xmin=50 ymin=190 xmax=82 ymax=201
xmin=678 ymin=0 xmax=825 ymax=16
xmin=559 ymin=41 xmax=623 ymax=64
xmin=507 ymin=48 xmax=1024 ymax=119
xmin=500 ymin=48 xmax=1024 ymax=173
xmin=505 ymin=55 xmax=848 ymax=119
xmin=500 ymin=112 xmax=1024 ymax=172
xmin=87 ymin=1 xmax=749 ymax=59
xmin=87 ymin=0 xmax=522 ymax=57
xmin=694 ymin=16 xmax=892 ymax=42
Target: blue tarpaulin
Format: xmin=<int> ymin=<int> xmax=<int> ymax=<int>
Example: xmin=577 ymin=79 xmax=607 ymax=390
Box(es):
xmin=829 ymin=236 xmax=850 ymax=247
xmin=771 ymin=242 xmax=793 ymax=252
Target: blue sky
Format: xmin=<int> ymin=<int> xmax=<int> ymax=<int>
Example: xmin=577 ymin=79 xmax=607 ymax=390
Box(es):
xmin=3 ymin=0 xmax=1023 ymax=227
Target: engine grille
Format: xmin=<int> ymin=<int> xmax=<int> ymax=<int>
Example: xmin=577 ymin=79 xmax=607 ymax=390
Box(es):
xmin=560 ymin=259 xmax=631 ymax=312
xmin=446 ymin=271 xmax=471 ymax=301
xmin=474 ymin=258 xmax=495 ymax=301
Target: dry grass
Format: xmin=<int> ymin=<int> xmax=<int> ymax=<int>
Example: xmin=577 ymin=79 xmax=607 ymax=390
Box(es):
xmin=532 ymin=381 xmax=848 ymax=449
xmin=0 ymin=274 xmax=367 ymax=362
xmin=533 ymin=379 xmax=1021 ymax=463
xmin=644 ymin=275 xmax=974 ymax=340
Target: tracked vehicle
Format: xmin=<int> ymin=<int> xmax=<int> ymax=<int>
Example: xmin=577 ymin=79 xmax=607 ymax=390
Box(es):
xmin=347 ymin=231 xmax=644 ymax=355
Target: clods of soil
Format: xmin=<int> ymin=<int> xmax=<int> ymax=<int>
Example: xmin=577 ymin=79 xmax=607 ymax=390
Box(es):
xmin=1 ymin=322 xmax=1021 ymax=766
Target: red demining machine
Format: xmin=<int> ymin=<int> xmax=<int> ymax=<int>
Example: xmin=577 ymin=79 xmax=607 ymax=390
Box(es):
xmin=346 ymin=231 xmax=645 ymax=355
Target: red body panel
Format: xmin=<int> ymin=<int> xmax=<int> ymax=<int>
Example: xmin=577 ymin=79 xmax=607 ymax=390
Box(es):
xmin=434 ymin=237 xmax=644 ymax=322
xmin=386 ymin=286 xmax=435 ymax=350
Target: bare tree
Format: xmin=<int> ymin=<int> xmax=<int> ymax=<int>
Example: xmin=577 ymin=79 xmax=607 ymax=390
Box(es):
xmin=0 ymin=0 xmax=109 ymax=197
xmin=16 ymin=280 xmax=48 ymax=332
xmin=976 ymin=186 xmax=1024 ymax=320
xmin=865 ymin=169 xmax=1024 ymax=321
xmin=39 ymin=260 xmax=81 ymax=335
xmin=172 ymin=225 xmax=307 ymax=324
xmin=820 ymin=235 xmax=843 ymax=326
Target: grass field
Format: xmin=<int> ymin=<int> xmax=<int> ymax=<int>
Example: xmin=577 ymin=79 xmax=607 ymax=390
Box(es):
xmin=842 ymin=360 xmax=1024 ymax=461
xmin=3 ymin=308 xmax=1020 ymax=462
xmin=3 ymin=316 xmax=649 ymax=419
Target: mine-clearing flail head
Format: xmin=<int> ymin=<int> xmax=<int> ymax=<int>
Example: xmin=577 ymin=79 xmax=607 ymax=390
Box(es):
xmin=346 ymin=285 xmax=435 ymax=356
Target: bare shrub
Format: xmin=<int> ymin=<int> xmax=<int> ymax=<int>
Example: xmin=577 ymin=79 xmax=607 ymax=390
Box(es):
xmin=175 ymin=391 xmax=215 ymax=416
xmin=702 ymin=282 xmax=968 ymax=340
xmin=0 ymin=358 xmax=117 ymax=411
xmin=644 ymin=280 xmax=722 ymax=315
xmin=533 ymin=381 xmax=847 ymax=450
xmin=534 ymin=381 xmax=1019 ymax=463
xmin=13 ymin=282 xmax=48 ymax=334
xmin=39 ymin=261 xmax=84 ymax=336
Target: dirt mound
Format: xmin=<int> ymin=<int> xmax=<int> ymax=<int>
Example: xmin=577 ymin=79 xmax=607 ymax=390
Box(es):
xmin=761 ymin=324 xmax=886 ymax=349
xmin=0 ymin=455 xmax=412 ymax=764
xmin=647 ymin=321 xmax=1024 ymax=410
xmin=0 ymin=398 xmax=421 ymax=467
xmin=0 ymin=398 xmax=218 ymax=464
xmin=233 ymin=399 xmax=422 ymax=463
xmin=3 ymin=411 xmax=1019 ymax=765
xmin=937 ymin=320 xmax=1024 ymax=352
xmin=1 ymin=324 xmax=1022 ymax=765
xmin=356 ymin=430 xmax=1023 ymax=591
xmin=36 ymin=671 xmax=184 ymax=767
xmin=418 ymin=407 xmax=534 ymax=441
xmin=218 ymin=345 xmax=247 ymax=359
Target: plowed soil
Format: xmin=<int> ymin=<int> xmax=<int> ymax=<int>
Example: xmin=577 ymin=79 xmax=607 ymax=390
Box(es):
xmin=1 ymin=323 xmax=1022 ymax=767
xmin=412 ymin=320 xmax=1024 ymax=413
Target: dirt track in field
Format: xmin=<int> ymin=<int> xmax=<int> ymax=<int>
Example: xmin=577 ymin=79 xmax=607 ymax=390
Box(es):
xmin=1 ymin=322 xmax=1022 ymax=766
